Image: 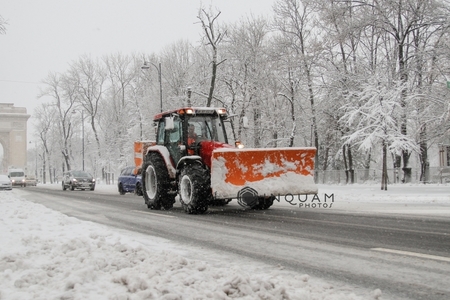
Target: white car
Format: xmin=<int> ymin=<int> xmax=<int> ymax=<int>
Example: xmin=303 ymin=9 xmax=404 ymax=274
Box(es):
xmin=8 ymin=168 xmax=26 ymax=187
xmin=0 ymin=174 xmax=12 ymax=190
xmin=26 ymin=175 xmax=38 ymax=186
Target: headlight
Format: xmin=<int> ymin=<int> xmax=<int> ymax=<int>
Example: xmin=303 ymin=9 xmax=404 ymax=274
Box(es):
xmin=235 ymin=141 xmax=244 ymax=149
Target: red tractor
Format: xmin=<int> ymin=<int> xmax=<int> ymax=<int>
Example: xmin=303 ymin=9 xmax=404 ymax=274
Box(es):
xmin=141 ymin=107 xmax=317 ymax=214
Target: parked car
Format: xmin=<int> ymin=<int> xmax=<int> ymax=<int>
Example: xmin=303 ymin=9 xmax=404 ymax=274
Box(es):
xmin=62 ymin=170 xmax=96 ymax=191
xmin=26 ymin=175 xmax=37 ymax=186
xmin=117 ymin=166 xmax=142 ymax=196
xmin=0 ymin=174 xmax=12 ymax=190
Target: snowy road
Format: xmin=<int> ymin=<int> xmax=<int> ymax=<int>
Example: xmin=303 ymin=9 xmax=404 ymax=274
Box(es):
xmin=19 ymin=184 xmax=450 ymax=299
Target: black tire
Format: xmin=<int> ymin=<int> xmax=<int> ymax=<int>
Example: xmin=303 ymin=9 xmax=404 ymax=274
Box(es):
xmin=62 ymin=182 xmax=66 ymax=191
xmin=135 ymin=182 xmax=143 ymax=196
xmin=210 ymin=199 xmax=232 ymax=206
xmin=118 ymin=184 xmax=126 ymax=195
xmin=142 ymin=152 xmax=175 ymax=210
xmin=70 ymin=184 xmax=75 ymax=191
xmin=178 ymin=164 xmax=210 ymax=214
xmin=251 ymin=196 xmax=275 ymax=210
xmin=90 ymin=186 xmax=95 ymax=191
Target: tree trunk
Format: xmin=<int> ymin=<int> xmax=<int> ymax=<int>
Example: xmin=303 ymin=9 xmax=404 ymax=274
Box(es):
xmin=347 ymin=145 xmax=354 ymax=184
xmin=363 ymin=150 xmax=371 ymax=181
xmin=381 ymin=141 xmax=387 ymax=190
xmin=342 ymin=144 xmax=349 ymax=184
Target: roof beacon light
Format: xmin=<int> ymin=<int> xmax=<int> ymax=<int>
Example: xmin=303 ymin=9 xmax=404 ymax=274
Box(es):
xmin=185 ymin=108 xmax=195 ymax=115
xmin=217 ymin=108 xmax=227 ymax=115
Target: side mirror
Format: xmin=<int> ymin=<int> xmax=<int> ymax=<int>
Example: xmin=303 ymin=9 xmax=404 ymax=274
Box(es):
xmin=242 ymin=116 xmax=249 ymax=129
xmin=165 ymin=117 xmax=174 ymax=130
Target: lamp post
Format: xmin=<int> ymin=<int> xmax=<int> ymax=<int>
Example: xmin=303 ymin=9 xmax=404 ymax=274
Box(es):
xmin=72 ymin=110 xmax=85 ymax=171
xmin=187 ymin=86 xmax=192 ymax=107
xmin=141 ymin=61 xmax=163 ymax=112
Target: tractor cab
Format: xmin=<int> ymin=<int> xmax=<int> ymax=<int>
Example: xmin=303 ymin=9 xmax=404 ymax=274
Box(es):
xmin=153 ymin=107 xmax=231 ymax=167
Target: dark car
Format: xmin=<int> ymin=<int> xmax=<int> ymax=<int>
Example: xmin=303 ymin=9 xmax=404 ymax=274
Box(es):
xmin=62 ymin=170 xmax=96 ymax=191
xmin=117 ymin=166 xmax=142 ymax=196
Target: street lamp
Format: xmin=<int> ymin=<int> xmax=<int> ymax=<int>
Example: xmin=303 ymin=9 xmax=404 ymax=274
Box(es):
xmin=141 ymin=61 xmax=163 ymax=112
xmin=72 ymin=110 xmax=85 ymax=171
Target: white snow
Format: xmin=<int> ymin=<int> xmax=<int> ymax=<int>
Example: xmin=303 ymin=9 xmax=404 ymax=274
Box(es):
xmin=1 ymin=183 xmax=449 ymax=299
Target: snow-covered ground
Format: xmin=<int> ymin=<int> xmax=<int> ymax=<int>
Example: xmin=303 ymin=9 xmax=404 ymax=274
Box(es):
xmin=1 ymin=183 xmax=449 ymax=299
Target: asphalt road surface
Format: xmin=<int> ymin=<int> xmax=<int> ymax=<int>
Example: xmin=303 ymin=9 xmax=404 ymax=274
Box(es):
xmin=21 ymin=186 xmax=450 ymax=300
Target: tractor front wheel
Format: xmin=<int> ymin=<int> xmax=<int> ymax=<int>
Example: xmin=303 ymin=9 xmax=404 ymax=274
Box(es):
xmin=179 ymin=164 xmax=210 ymax=214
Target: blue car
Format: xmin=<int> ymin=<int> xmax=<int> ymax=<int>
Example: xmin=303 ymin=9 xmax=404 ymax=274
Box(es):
xmin=118 ymin=166 xmax=142 ymax=196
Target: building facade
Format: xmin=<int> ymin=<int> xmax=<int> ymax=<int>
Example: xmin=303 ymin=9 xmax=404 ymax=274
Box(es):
xmin=0 ymin=103 xmax=30 ymax=173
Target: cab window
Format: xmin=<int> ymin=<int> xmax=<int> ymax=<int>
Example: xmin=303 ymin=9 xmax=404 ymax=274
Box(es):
xmin=157 ymin=120 xmax=165 ymax=145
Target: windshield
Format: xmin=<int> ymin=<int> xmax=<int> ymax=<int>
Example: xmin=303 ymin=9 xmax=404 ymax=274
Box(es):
xmin=72 ymin=171 xmax=91 ymax=178
xmin=10 ymin=172 xmax=24 ymax=177
xmin=187 ymin=115 xmax=227 ymax=144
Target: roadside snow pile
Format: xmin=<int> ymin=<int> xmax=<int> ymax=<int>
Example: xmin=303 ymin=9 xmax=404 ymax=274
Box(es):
xmin=0 ymin=191 xmax=372 ymax=299
xmin=318 ymin=183 xmax=450 ymax=204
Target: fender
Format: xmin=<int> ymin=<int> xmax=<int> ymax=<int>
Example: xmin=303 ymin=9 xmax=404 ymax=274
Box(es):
xmin=176 ymin=156 xmax=204 ymax=172
xmin=145 ymin=145 xmax=177 ymax=178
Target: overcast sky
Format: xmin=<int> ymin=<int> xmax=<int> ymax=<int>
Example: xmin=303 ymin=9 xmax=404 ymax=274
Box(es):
xmin=0 ymin=0 xmax=275 ymax=130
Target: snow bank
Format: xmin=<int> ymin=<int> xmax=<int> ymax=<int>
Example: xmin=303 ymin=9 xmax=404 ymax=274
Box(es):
xmin=0 ymin=190 xmax=373 ymax=299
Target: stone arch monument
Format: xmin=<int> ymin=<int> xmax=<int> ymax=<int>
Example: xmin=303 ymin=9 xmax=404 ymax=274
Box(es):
xmin=0 ymin=103 xmax=30 ymax=173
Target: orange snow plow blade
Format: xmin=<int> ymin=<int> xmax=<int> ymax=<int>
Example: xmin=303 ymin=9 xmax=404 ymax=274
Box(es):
xmin=211 ymin=147 xmax=317 ymax=199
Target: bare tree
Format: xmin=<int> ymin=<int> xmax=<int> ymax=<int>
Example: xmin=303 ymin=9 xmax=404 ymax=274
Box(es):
xmin=356 ymin=0 xmax=448 ymax=182
xmin=0 ymin=15 xmax=7 ymax=34
xmin=340 ymin=80 xmax=419 ymax=190
xmin=39 ymin=72 xmax=78 ymax=172
xmin=197 ymin=7 xmax=226 ymax=107
xmin=69 ymin=55 xmax=106 ymax=167
xmin=34 ymin=103 xmax=58 ymax=183
xmin=273 ymin=0 xmax=322 ymax=173
xmin=222 ymin=15 xmax=272 ymax=148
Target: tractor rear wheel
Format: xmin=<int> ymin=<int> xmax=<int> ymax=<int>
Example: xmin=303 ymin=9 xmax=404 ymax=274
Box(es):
xmin=142 ymin=153 xmax=175 ymax=210
xmin=179 ymin=164 xmax=210 ymax=214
